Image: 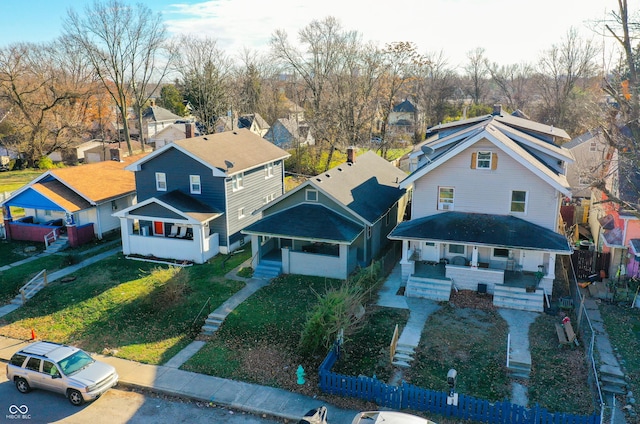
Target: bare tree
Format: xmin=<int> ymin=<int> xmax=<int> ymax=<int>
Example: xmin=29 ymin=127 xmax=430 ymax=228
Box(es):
xmin=413 ymin=50 xmax=458 ymax=127
xmin=65 ymin=0 xmax=169 ymax=155
xmin=0 ymin=41 xmax=94 ymax=166
xmin=174 ymin=35 xmax=233 ymax=135
xmin=486 ymin=62 xmax=535 ymax=113
xmin=464 ymin=47 xmax=489 ymax=105
xmin=533 ymin=28 xmax=600 ymax=132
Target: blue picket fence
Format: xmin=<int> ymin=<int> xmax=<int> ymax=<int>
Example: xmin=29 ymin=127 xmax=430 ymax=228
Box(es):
xmin=318 ymin=348 xmax=601 ymax=424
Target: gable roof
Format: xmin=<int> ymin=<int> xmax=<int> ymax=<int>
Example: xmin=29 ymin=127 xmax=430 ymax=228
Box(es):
xmin=403 ymin=116 xmax=573 ymax=196
xmin=127 ymin=129 xmax=290 ymax=176
xmin=307 ymin=151 xmax=407 ymax=223
xmin=388 ymin=211 xmax=572 ymax=253
xmin=2 ymin=155 xmax=143 ymax=212
xmin=393 ymin=99 xmax=417 ymax=113
xmin=238 ymin=113 xmax=270 ymax=130
xmin=114 ymin=190 xmax=222 ymax=223
xmin=142 ymin=106 xmax=182 ymax=123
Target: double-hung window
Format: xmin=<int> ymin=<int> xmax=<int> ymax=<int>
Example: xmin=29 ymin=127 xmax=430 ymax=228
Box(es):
xmin=264 ymin=162 xmax=274 ymax=179
xmin=438 ymin=187 xmax=454 ymax=210
xmin=510 ymin=190 xmax=527 ymax=213
xmin=477 ymin=151 xmax=492 ymax=169
xmin=156 ymin=172 xmax=167 ymax=191
xmin=232 ymin=173 xmax=244 ymax=191
xmin=190 ymin=175 xmax=201 ymax=194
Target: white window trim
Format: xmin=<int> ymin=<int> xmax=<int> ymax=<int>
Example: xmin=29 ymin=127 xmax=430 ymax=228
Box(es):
xmin=306 ymin=189 xmax=318 ymax=202
xmin=264 ymin=162 xmax=274 ymax=179
xmin=238 ymin=207 xmax=246 ymax=219
xmin=510 ymin=190 xmax=528 ymax=213
xmin=155 ymin=172 xmax=167 ymax=191
xmin=476 ymin=151 xmax=492 ymax=169
xmin=438 ymin=186 xmax=454 ymax=211
xmin=232 ymin=173 xmax=244 ymax=191
xmin=448 ymin=244 xmax=466 ymax=255
xmin=190 ymin=175 xmax=201 ymax=194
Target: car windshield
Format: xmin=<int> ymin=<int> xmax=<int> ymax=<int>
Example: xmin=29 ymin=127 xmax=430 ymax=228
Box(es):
xmin=57 ymin=350 xmax=94 ymax=376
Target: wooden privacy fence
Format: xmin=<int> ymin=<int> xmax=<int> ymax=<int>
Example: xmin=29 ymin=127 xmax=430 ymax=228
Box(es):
xmin=319 ymin=346 xmax=600 ymax=424
xmin=571 ymin=250 xmax=610 ymax=280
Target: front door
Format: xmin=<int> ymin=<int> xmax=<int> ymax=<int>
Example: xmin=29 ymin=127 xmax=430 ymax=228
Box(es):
xmin=422 ymin=242 xmax=439 ymax=262
xmin=153 ymin=221 xmax=164 ymax=236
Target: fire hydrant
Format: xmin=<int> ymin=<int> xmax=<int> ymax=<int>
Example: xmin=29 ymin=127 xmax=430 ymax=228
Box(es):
xmin=296 ymin=365 xmax=306 ymax=385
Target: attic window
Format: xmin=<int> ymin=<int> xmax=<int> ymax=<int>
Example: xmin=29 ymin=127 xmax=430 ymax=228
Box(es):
xmin=306 ymin=189 xmax=318 ymax=202
xmin=477 ymin=151 xmax=492 ymax=169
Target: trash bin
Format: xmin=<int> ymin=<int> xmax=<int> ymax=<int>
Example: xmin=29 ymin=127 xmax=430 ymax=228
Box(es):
xmin=477 ymin=283 xmax=487 ymax=294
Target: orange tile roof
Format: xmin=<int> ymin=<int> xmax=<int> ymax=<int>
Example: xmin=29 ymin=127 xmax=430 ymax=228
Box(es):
xmin=47 ymin=154 xmax=146 ymax=204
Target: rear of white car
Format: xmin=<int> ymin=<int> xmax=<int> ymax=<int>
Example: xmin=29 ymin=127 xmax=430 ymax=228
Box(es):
xmin=351 ymin=411 xmax=437 ymax=424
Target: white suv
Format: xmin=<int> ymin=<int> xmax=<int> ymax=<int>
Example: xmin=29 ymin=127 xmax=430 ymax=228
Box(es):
xmin=6 ymin=341 xmax=119 ymax=406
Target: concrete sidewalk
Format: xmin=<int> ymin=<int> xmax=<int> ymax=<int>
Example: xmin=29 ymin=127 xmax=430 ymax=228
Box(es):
xmin=0 ymin=336 xmax=358 ymax=423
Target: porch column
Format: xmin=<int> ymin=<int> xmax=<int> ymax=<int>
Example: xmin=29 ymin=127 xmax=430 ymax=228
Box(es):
xmin=2 ymin=205 xmax=12 ymax=240
xmin=470 ymin=246 xmax=479 ymax=268
xmin=400 ymin=239 xmax=409 ymax=264
xmin=548 ymin=254 xmax=556 ymax=278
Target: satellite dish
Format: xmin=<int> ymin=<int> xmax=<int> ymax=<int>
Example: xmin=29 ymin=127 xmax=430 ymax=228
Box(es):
xmin=421 ymin=145 xmax=434 ymax=156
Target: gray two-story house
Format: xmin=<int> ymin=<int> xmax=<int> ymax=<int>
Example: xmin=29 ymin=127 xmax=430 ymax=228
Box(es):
xmin=114 ymin=129 xmax=290 ymax=264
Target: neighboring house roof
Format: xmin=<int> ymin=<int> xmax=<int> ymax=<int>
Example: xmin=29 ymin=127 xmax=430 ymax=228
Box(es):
xmin=388 ymin=211 xmax=572 ymax=253
xmin=403 ymin=116 xmax=574 ymax=196
xmin=126 ymin=128 xmax=290 ymax=176
xmin=563 ymin=128 xmax=600 ymax=149
xmin=3 ymin=155 xmax=144 ymax=212
xmin=238 ymin=113 xmax=270 ymax=131
xmin=242 ymin=203 xmax=363 ymax=243
xmin=142 ymin=106 xmax=182 ymax=123
xmin=630 ymin=238 xmax=640 ymax=257
xmin=393 ymin=99 xmax=417 ymax=113
xmin=428 ymin=108 xmax=571 ymax=142
xmin=306 ymin=151 xmax=407 ymax=223
xmin=116 ymin=190 xmax=222 ymax=223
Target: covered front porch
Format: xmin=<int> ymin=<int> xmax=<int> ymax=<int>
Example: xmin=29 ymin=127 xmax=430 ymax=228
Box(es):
xmin=388 ymin=212 xmax=573 ymax=311
xmin=114 ymin=192 xmax=222 ymax=264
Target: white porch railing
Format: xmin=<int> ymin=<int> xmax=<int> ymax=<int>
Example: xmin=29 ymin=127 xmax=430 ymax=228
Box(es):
xmin=19 ymin=269 xmax=48 ymax=305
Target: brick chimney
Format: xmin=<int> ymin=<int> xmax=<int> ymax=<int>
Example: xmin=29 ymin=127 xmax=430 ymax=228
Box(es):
xmin=347 ymin=146 xmax=356 ymax=164
xmin=185 ymin=122 xmax=194 ymax=138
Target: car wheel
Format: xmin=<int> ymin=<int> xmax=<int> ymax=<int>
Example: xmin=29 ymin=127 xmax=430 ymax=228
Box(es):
xmin=67 ymin=389 xmax=84 ymax=406
xmin=15 ymin=377 xmax=31 ymax=393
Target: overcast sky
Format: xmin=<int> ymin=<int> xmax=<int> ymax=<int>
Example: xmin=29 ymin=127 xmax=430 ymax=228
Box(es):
xmin=0 ymin=0 xmax=632 ymax=71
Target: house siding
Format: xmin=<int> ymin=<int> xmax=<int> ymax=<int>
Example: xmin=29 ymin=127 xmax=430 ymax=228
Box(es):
xmin=225 ymin=160 xmax=285 ymax=247
xmin=411 ymin=140 xmax=560 ymax=230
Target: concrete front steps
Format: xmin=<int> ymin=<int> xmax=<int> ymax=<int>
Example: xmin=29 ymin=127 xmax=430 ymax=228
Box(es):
xmin=253 ymin=259 xmax=281 ymax=280
xmin=507 ymin=358 xmax=531 ymax=379
xmin=405 ymin=276 xmax=452 ymax=302
xmin=392 ymin=343 xmax=416 ymax=368
xmin=201 ymin=312 xmax=226 ymax=336
xmin=493 ymin=285 xmax=544 ymax=312
xmin=600 ymin=364 xmax=627 ymax=395
xmin=46 ymin=235 xmax=69 ymax=253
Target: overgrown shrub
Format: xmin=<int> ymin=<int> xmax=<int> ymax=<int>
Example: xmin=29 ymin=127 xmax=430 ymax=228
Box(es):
xmin=37 ymin=156 xmax=55 ymax=170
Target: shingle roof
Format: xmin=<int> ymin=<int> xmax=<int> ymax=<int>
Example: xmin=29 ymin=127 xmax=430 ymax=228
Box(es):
xmin=309 ymin=151 xmax=407 ymax=223
xmin=393 ymin=99 xmax=417 ymax=113
xmin=242 ymin=203 xmax=363 ymax=243
xmin=163 ymin=129 xmax=290 ymax=175
xmin=124 ymin=190 xmax=222 ymax=222
xmin=46 ymin=154 xmax=143 ymax=204
xmin=142 ymin=106 xmax=182 ymax=123
xmin=389 ymin=211 xmax=572 ymax=253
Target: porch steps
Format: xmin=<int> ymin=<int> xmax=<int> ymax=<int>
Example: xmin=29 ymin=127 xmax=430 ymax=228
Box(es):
xmin=507 ymin=359 xmax=531 ymax=380
xmin=253 ymin=260 xmax=281 ymax=280
xmin=600 ymin=364 xmax=627 ymax=395
xmin=201 ymin=312 xmax=226 ymax=336
xmin=493 ymin=285 xmax=544 ymax=312
xmin=405 ymin=276 xmax=452 ymax=302
xmin=46 ymin=235 xmax=69 ymax=253
xmin=392 ymin=343 xmax=416 ymax=368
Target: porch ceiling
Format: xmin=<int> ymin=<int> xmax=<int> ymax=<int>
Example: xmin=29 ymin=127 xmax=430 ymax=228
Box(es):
xmin=242 ymin=203 xmax=363 ymax=243
xmin=389 ymin=211 xmax=572 ymax=253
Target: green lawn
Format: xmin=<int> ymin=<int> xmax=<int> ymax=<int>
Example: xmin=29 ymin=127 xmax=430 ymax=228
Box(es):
xmin=0 ymin=250 xmax=250 ymax=365
xmin=0 ymin=169 xmax=44 ymax=192
xmin=0 ymin=239 xmax=45 ymax=267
